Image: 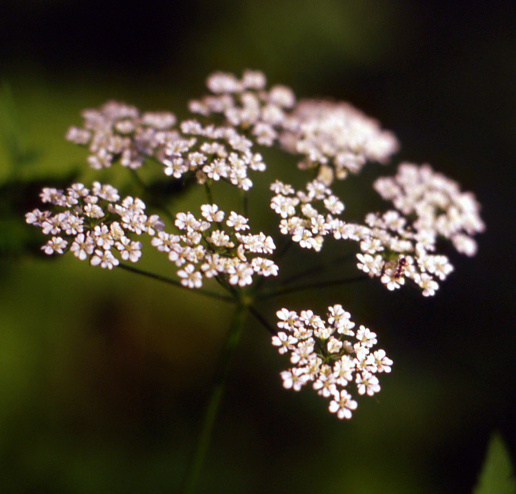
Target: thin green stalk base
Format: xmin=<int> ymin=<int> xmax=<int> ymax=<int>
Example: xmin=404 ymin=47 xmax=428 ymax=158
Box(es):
xmin=180 ymin=302 xmax=248 ymax=494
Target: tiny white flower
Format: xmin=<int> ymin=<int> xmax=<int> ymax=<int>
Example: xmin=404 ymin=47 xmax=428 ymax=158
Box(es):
xmin=418 ymin=273 xmax=439 ymax=296
xmin=381 ymin=269 xmax=405 ymax=291
xmin=327 ymin=336 xmax=343 ymax=354
xmin=271 ymin=195 xmax=299 ymax=218
xmin=201 ymin=253 xmax=223 ymax=278
xmin=329 ymin=390 xmax=358 ymax=420
xmin=226 ymin=211 xmax=249 ymax=231
xmin=355 ymin=326 xmax=377 ymax=348
xmin=228 ymin=262 xmax=254 ymax=287
xmin=25 ymin=209 xmax=49 ymax=226
xmin=251 ymin=257 xmax=278 ymax=277
xmin=201 ymin=204 xmax=224 ymax=223
xmin=116 ymin=237 xmax=142 ymax=262
xmin=175 ymin=212 xmax=200 ymax=231
xmin=90 ymin=249 xmax=119 ymax=269
xmin=313 ymin=365 xmax=337 ymax=397
xmin=333 ymin=356 xmax=354 ymax=385
xmin=356 ymin=371 xmax=381 ymax=396
xmin=42 ymin=236 xmax=68 ymax=255
xmin=207 ymin=230 xmax=232 ymax=247
xmin=272 ymin=332 xmax=298 ymax=355
xmin=280 ymin=368 xmax=309 ymax=391
xmin=70 ymin=233 xmax=95 ymax=260
xmin=277 ymin=309 xmax=299 ymax=331
xmin=177 ymin=264 xmax=203 ymax=288
xmin=290 ymin=338 xmax=315 ymax=365
xmin=368 ymin=349 xmax=393 ymax=373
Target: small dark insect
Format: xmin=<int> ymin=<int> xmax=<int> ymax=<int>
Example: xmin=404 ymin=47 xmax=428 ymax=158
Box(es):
xmin=394 ymin=256 xmax=407 ymax=279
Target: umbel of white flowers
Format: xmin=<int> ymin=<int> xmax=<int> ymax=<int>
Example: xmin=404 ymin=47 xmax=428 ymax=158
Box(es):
xmin=26 ymin=70 xmax=484 ymax=419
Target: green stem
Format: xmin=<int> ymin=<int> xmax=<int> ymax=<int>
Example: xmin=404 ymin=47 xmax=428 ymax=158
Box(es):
xmin=180 ymin=301 xmax=248 ymax=494
xmin=247 ymin=304 xmax=276 ymax=335
xmin=129 ymin=168 xmax=175 ymax=223
xmin=274 ymin=236 xmax=293 ymax=261
xmin=117 ymin=263 xmax=234 ymax=302
xmin=204 ymin=180 xmax=214 ymax=206
xmin=256 ymin=274 xmax=369 ymax=300
xmin=278 ymin=253 xmax=354 ymax=287
xmin=241 ymin=189 xmax=248 ymax=218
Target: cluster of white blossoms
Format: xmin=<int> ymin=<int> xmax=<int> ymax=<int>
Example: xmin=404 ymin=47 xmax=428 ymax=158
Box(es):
xmin=151 ymin=205 xmax=277 ymax=288
xmin=26 ymin=184 xmax=277 ymax=288
xmin=373 ymin=162 xmax=485 ymax=256
xmin=273 ymin=306 xmax=392 ymax=419
xmin=278 ymin=99 xmax=400 ymax=180
xmin=66 ymin=102 xmax=266 ymax=191
xmin=270 ymin=159 xmax=484 ymax=296
xmin=66 ymin=101 xmax=177 ymax=170
xmin=27 ymin=70 xmax=486 ymax=419
xmin=188 ymin=71 xmax=399 ymax=182
xmin=25 ymin=182 xmax=164 ymax=269
xmin=352 ymin=162 xmax=485 ymax=295
xmin=158 ymin=120 xmax=266 ymax=191
xmin=270 ymin=177 xmax=346 ymax=252
xmin=189 ymin=70 xmax=297 ymax=147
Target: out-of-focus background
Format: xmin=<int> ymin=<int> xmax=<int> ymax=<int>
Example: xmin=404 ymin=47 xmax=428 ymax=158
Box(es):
xmin=1 ymin=1 xmax=515 ymax=493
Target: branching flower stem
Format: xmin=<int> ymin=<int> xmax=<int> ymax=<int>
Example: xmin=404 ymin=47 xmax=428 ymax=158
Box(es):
xmin=247 ymin=304 xmax=277 ymax=335
xmin=128 ymin=168 xmax=176 ymax=224
xmin=119 ymin=261 xmax=262 ymax=492
xmin=117 ymin=263 xmax=234 ymax=302
xmin=277 ymin=253 xmax=355 ymax=288
xmin=256 ymin=274 xmax=369 ymax=300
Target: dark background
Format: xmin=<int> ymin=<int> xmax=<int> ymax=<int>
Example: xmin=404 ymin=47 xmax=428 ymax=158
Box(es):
xmin=1 ymin=1 xmax=515 ymax=493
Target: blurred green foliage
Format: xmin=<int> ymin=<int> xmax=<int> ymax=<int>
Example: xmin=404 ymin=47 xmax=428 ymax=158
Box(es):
xmin=473 ymin=433 xmax=516 ymax=494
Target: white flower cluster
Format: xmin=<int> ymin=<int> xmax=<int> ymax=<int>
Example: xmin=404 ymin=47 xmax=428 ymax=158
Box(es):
xmin=373 ymin=162 xmax=485 ymax=256
xmin=151 ymin=205 xmax=277 ymax=288
xmin=26 ymin=184 xmax=278 ymax=288
xmin=279 ymin=99 xmax=399 ymax=180
xmin=27 ymin=70 xmax=486 ymax=420
xmin=189 ymin=70 xmax=296 ymax=146
xmin=272 ymin=306 xmax=392 ymax=419
xmin=26 ymin=182 xmax=164 ymax=269
xmin=161 ymin=120 xmax=265 ymax=191
xmin=270 ymin=178 xmax=345 ymax=252
xmin=67 ymin=103 xmax=266 ymax=191
xmin=356 ymin=213 xmax=451 ymax=296
xmin=270 ymin=160 xmax=484 ymax=296
xmin=352 ymin=162 xmax=486 ymax=295
xmin=66 ymin=101 xmax=177 ymax=170
xmin=189 ymin=71 xmax=399 ymax=181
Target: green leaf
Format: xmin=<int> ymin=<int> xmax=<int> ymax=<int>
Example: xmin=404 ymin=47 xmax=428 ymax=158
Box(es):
xmin=473 ymin=432 xmax=516 ymax=494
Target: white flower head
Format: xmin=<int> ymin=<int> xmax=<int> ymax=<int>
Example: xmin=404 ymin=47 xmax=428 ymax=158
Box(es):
xmin=274 ymin=305 xmax=391 ymax=419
